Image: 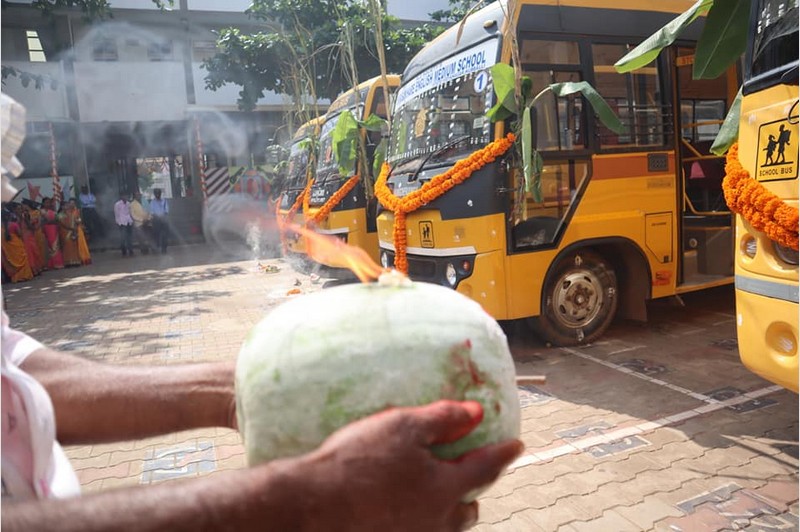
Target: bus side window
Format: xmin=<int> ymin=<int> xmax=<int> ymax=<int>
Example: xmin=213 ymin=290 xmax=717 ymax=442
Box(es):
xmin=592 ymin=43 xmax=666 ymax=149
xmin=519 ymin=37 xmax=586 ymax=152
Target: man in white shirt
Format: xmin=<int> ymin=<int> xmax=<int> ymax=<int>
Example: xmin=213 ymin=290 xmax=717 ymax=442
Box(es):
xmin=113 ymin=193 xmax=134 ymax=257
xmin=0 ymin=93 xmax=521 ymax=531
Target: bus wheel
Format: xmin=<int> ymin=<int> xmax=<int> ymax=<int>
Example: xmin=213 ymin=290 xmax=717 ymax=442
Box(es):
xmin=531 ymin=250 xmax=618 ymax=346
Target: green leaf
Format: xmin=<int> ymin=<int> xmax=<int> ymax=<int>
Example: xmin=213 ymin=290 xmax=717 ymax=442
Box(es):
xmin=531 ymin=150 xmax=543 ymax=203
xmin=522 ymin=106 xmax=532 ymax=193
xmin=520 ymin=75 xmax=533 ymax=102
xmin=614 ymin=0 xmax=713 ymax=73
xmin=358 ymin=113 xmax=387 ymax=132
xmin=297 ymin=138 xmax=313 ymax=152
xmin=711 ymin=88 xmax=741 ymax=155
xmin=490 ymin=63 xmax=518 ymax=114
xmin=548 ymin=81 xmax=626 ymax=135
xmin=332 ymin=110 xmax=359 ymax=177
xmin=693 ymin=0 xmax=749 ymax=79
xmin=487 ymin=101 xmax=513 ymax=122
xmin=372 ymin=138 xmax=388 ymax=177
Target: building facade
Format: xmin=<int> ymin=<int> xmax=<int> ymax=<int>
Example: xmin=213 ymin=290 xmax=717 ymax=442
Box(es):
xmin=1 ymin=0 xmax=448 ymax=245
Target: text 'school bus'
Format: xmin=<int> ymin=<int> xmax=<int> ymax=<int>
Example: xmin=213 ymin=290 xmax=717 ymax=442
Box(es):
xmin=302 ymin=75 xmax=400 ymax=277
xmin=278 ymin=116 xmax=325 ymax=262
xmin=733 ymin=0 xmax=798 ymax=391
xmin=376 ymin=0 xmax=738 ymax=345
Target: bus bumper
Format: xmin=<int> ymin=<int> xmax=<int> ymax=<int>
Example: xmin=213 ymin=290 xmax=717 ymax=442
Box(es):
xmin=735 ymin=288 xmax=798 ymax=393
xmin=378 ymin=247 xmax=508 ymax=319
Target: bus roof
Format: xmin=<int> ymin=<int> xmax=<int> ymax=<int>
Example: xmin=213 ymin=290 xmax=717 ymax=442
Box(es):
xmin=292 ymin=116 xmax=325 ymax=143
xmin=326 ymin=74 xmax=401 ymax=116
xmin=403 ymin=0 xmax=703 ymax=81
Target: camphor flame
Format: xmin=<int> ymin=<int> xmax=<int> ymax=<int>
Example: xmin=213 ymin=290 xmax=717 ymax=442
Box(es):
xmin=286 ymin=223 xmax=386 ymax=283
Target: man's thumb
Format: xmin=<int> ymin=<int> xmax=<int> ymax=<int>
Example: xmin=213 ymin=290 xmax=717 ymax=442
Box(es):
xmin=409 ymin=400 xmax=484 ymax=446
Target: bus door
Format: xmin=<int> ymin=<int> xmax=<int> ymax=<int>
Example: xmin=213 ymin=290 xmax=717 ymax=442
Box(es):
xmin=674 ymin=47 xmax=735 ymax=289
xmin=510 ymin=36 xmax=591 ymax=252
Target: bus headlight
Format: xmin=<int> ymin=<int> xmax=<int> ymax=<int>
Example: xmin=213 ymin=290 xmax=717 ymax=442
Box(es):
xmin=380 ymin=251 xmax=389 ymax=269
xmin=741 ymin=235 xmax=757 ymax=259
xmin=774 ymin=242 xmax=799 ymax=266
xmin=445 ymin=262 xmax=458 ymax=287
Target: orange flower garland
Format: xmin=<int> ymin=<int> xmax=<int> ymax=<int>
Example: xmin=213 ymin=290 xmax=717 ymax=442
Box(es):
xmin=306 ymin=174 xmax=360 ymax=225
xmin=375 ymin=133 xmax=516 ymax=273
xmin=277 ymin=178 xmax=314 ymax=252
xmin=723 ymin=143 xmax=799 ymax=251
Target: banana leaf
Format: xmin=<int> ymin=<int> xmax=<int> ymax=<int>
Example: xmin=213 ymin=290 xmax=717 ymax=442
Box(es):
xmin=522 ymin=106 xmax=533 ymax=194
xmin=487 ymin=63 xmax=518 ymax=119
xmin=549 ymin=81 xmax=626 ymax=135
xmin=372 ymin=138 xmax=388 ymax=178
xmin=358 ymin=113 xmax=387 ymax=132
xmin=693 ymin=0 xmax=749 ymax=79
xmin=614 ymin=0 xmax=713 ymax=73
xmin=530 ymin=150 xmax=543 ymax=203
xmin=332 ymin=110 xmax=359 ymax=177
xmin=711 ymin=88 xmax=741 ymax=155
xmin=297 ymin=138 xmax=313 ymax=152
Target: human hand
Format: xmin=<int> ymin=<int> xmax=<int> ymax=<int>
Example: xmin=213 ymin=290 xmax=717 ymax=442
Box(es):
xmin=295 ymin=400 xmax=523 ymax=532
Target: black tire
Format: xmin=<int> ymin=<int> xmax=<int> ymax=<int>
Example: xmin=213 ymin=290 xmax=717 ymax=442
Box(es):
xmin=530 ymin=250 xmax=618 ymax=346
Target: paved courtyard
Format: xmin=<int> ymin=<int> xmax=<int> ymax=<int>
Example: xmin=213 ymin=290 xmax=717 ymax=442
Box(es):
xmin=3 ymin=243 xmax=797 ymax=531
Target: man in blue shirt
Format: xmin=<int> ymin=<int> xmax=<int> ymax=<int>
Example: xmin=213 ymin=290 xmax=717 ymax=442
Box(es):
xmin=78 ymin=185 xmax=103 ymax=242
xmin=148 ymin=188 xmax=169 ymax=253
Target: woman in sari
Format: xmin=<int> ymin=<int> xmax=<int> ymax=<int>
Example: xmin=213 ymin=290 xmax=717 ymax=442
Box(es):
xmin=41 ymin=197 xmax=64 ymax=270
xmin=2 ymin=209 xmax=34 ymax=283
xmin=16 ymin=203 xmax=43 ymax=275
xmin=72 ymin=200 xmax=92 ymax=265
xmin=27 ymin=200 xmax=49 ymax=270
xmin=57 ymin=200 xmax=81 ymax=267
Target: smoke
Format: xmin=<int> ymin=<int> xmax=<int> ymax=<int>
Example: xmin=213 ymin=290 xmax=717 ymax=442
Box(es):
xmin=202 ymin=193 xmax=281 ymax=259
xmin=63 ymin=20 xmax=250 ymax=160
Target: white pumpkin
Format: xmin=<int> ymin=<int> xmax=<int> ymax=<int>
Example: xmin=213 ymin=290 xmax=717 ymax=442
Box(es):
xmin=236 ymin=274 xmax=521 ymax=467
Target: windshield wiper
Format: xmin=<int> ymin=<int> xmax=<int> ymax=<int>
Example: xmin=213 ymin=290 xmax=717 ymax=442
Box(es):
xmin=409 ymin=135 xmax=471 ymax=182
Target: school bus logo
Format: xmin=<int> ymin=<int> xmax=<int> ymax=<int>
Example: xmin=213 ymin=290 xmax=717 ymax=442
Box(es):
xmin=756 ymin=118 xmax=797 ymax=182
xmin=419 ymin=221 xmax=434 ymax=248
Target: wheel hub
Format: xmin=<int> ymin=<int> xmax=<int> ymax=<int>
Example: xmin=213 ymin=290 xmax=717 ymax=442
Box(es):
xmin=553 ymin=272 xmax=602 ymax=328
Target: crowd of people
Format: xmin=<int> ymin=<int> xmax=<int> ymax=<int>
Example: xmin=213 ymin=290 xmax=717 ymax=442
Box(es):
xmin=1 ymin=185 xmax=172 ymax=283
xmin=1 ymin=196 xmax=92 ymax=284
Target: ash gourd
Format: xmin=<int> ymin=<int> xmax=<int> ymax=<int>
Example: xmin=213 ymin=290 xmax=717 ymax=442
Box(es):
xmin=236 ymin=270 xmax=521 ymax=495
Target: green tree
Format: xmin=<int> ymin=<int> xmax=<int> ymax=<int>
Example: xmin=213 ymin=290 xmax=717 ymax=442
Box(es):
xmin=201 ymin=0 xmax=444 ymax=110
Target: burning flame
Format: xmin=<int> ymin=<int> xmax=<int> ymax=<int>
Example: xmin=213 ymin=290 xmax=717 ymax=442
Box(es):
xmin=287 ymin=223 xmax=385 ymax=283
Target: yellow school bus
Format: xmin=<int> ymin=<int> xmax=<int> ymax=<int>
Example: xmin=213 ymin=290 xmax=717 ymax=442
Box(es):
xmin=377 ymin=0 xmax=738 ymax=345
xmin=302 ymin=75 xmax=399 ymax=277
xmin=278 ymin=116 xmax=324 ymax=263
xmin=733 ymin=0 xmax=798 ymax=391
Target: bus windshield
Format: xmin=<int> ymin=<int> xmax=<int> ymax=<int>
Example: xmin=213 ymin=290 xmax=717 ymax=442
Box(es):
xmin=751 ymin=0 xmax=799 ymax=80
xmin=284 ymin=140 xmax=311 ymax=190
xmin=388 ymin=38 xmax=499 ymax=173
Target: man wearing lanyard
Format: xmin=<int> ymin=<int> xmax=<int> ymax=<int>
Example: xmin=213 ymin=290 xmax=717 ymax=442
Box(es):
xmin=78 ymin=185 xmax=102 ymax=242
xmin=148 ymin=188 xmax=169 ymax=254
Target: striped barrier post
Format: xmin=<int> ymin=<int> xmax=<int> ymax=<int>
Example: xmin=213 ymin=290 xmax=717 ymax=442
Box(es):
xmin=49 ymin=122 xmax=62 ymax=205
xmin=194 ymin=117 xmax=208 ymax=204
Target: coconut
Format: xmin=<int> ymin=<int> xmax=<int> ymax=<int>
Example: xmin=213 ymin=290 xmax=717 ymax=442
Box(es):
xmin=235 ymin=272 xmax=521 ymax=470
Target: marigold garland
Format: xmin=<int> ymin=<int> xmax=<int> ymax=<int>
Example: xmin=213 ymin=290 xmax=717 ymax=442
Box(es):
xmin=306 ymin=174 xmax=360 ymax=225
xmin=277 ymin=178 xmax=314 ymax=252
xmin=375 ymin=133 xmax=516 ymax=273
xmin=723 ymin=143 xmax=799 ymax=251
xmin=277 ymin=174 xmax=361 ymax=254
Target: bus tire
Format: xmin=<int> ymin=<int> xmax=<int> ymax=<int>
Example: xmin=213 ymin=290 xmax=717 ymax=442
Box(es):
xmin=531 ymin=250 xmax=618 ymax=346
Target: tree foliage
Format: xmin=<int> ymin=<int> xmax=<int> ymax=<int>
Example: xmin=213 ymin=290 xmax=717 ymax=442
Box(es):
xmin=201 ymin=0 xmax=445 ymax=110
